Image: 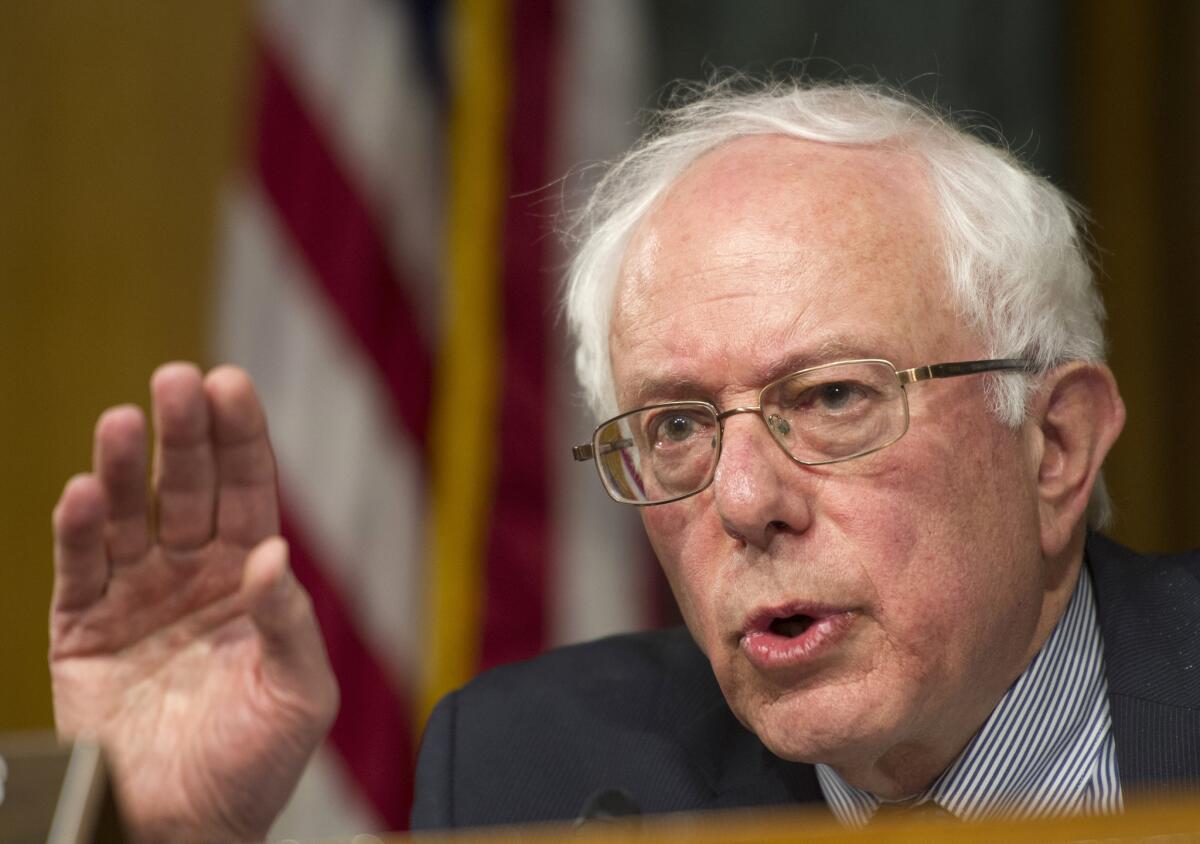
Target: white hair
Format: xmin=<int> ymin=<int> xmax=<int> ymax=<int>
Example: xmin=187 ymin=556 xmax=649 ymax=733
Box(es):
xmin=563 ymin=79 xmax=1112 ymax=525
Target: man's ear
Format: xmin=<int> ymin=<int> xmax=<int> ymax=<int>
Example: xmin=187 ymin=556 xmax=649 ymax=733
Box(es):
xmin=1028 ymin=362 xmax=1125 ymax=557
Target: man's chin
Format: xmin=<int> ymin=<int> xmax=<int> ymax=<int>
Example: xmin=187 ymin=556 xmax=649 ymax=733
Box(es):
xmin=732 ymin=681 xmax=899 ymax=767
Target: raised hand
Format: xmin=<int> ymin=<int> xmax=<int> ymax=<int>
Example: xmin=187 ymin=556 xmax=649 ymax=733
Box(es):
xmin=50 ymin=363 xmax=338 ymax=843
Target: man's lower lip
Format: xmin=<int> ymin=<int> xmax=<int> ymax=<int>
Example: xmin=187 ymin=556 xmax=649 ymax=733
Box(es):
xmin=740 ymin=612 xmax=855 ymax=671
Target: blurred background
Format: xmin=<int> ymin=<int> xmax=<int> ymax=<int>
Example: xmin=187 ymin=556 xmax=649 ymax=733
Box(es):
xmin=1 ymin=0 xmax=1196 ymax=837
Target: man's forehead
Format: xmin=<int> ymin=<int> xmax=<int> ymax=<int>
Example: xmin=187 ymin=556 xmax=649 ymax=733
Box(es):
xmin=634 ymin=136 xmax=931 ymax=237
xmin=614 ymin=135 xmax=939 ymax=315
xmin=605 ymin=135 xmax=978 ymax=409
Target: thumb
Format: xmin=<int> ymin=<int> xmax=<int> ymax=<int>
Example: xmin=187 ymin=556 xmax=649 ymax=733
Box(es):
xmin=242 ymin=537 xmax=338 ymax=716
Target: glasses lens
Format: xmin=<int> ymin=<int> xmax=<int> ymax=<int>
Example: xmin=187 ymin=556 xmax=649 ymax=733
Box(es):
xmin=762 ymin=361 xmax=907 ymax=463
xmin=593 ymin=402 xmax=719 ymax=504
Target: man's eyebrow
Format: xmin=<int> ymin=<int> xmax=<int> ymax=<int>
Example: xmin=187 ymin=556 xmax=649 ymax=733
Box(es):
xmin=621 ymin=339 xmax=887 ymax=409
xmin=759 ymin=339 xmax=884 ymax=383
xmin=622 ymin=374 xmax=712 ymax=409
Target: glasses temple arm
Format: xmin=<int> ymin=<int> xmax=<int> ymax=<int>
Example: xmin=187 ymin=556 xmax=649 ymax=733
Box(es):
xmin=896 ymin=358 xmax=1035 ymax=384
xmin=573 ymin=437 xmax=636 ymax=462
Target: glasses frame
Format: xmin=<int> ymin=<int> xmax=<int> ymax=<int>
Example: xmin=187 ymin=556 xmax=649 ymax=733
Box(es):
xmin=572 ymin=357 xmax=1035 ymax=506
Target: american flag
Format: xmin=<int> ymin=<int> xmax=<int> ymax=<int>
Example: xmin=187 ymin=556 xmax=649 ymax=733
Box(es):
xmin=215 ymin=0 xmax=653 ymax=835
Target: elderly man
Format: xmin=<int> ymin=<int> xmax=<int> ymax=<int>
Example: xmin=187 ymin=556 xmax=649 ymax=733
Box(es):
xmin=49 ymin=82 xmax=1198 ymax=841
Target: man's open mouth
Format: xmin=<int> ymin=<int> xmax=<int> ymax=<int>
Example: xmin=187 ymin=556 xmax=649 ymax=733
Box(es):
xmin=740 ymin=605 xmax=856 ymax=671
xmin=769 ymin=614 xmax=816 ymax=638
xmin=742 ymin=603 xmax=842 ymax=641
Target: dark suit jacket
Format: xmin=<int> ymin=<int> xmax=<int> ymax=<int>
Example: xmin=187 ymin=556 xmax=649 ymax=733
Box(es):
xmin=411 ymin=534 xmax=1200 ymax=829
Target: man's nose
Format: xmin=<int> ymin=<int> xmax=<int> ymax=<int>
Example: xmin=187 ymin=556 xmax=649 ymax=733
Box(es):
xmin=710 ymin=411 xmax=814 ymax=548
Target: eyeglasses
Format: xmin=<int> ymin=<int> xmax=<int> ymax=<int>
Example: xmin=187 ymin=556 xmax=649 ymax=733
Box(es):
xmin=572 ymin=358 xmax=1034 ymax=505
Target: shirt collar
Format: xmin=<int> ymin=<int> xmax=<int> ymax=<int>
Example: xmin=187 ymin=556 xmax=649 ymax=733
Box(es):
xmin=816 ymin=566 xmax=1114 ymax=826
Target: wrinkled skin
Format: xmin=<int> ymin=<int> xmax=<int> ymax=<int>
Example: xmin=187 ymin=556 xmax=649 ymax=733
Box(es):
xmin=50 ymin=364 xmax=337 ymax=843
xmin=609 ymin=136 xmax=1124 ymax=797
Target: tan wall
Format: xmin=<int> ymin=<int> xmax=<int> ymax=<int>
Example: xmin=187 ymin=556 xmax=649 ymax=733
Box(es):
xmin=1071 ymin=1 xmax=1200 ymax=553
xmin=0 ymin=3 xmax=252 ymax=730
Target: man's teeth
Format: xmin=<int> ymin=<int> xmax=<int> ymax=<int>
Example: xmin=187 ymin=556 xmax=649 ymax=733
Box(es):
xmin=770 ymin=615 xmax=814 ymax=638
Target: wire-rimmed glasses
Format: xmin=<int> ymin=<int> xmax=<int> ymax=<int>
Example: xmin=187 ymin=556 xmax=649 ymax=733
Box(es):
xmin=572 ymin=358 xmax=1033 ymax=505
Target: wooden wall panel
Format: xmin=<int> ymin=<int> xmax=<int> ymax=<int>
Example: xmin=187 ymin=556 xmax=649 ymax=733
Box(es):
xmin=1070 ymin=0 xmax=1200 ymax=552
xmin=0 ymin=3 xmax=252 ymax=730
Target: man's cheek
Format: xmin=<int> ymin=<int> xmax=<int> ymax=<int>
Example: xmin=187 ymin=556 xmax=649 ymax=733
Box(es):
xmin=644 ymin=505 xmax=720 ymax=607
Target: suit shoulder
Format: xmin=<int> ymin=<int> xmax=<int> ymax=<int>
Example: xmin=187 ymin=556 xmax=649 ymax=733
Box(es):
xmin=453 ymin=627 xmax=724 ymax=738
xmin=1088 ymin=532 xmax=1200 ymax=595
xmin=463 ymin=626 xmax=712 ymax=702
xmin=415 ymin=628 xmax=728 ymax=827
xmin=1088 ymin=532 xmax=1200 ymax=706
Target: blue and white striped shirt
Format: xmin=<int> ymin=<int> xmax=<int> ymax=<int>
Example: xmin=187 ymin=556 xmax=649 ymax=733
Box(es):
xmin=817 ymin=567 xmax=1122 ymax=826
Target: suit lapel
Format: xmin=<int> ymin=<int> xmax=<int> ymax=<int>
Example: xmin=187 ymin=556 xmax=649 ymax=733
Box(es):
xmin=1087 ymin=533 xmax=1200 ymax=791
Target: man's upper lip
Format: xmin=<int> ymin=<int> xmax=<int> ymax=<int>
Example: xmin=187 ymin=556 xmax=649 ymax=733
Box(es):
xmin=740 ymin=602 xmax=849 ymax=637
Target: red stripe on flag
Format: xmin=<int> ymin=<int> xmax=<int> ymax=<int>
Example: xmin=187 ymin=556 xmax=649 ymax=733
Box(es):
xmin=255 ymin=42 xmax=433 ymax=445
xmin=479 ymin=0 xmax=558 ymax=670
xmin=282 ymin=506 xmax=414 ymax=831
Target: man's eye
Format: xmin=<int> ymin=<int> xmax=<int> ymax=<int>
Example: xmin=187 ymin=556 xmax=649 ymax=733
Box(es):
xmin=816 ymin=382 xmax=856 ymax=409
xmin=789 ymin=380 xmax=870 ymax=412
xmin=651 ymin=413 xmax=703 ymax=444
xmin=664 ymin=415 xmax=695 ymax=441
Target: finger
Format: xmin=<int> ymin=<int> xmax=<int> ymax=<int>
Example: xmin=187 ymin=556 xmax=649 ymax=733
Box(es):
xmin=92 ymin=405 xmax=150 ymax=565
xmin=206 ymin=366 xmax=280 ymax=547
xmin=151 ymin=362 xmax=216 ymax=550
xmin=243 ymin=538 xmax=338 ymax=716
xmin=52 ymin=474 xmax=110 ymax=614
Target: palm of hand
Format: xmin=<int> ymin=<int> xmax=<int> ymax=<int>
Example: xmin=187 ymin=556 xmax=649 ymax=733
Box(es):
xmin=51 ymin=365 xmax=336 ymax=843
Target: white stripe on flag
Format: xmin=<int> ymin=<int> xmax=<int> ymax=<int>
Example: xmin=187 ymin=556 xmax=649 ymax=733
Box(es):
xmin=269 ymin=745 xmax=381 ymax=839
xmin=550 ymin=0 xmax=653 ymax=646
xmin=215 ymin=178 xmax=426 ymax=682
xmin=259 ymin=0 xmax=444 ymax=335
